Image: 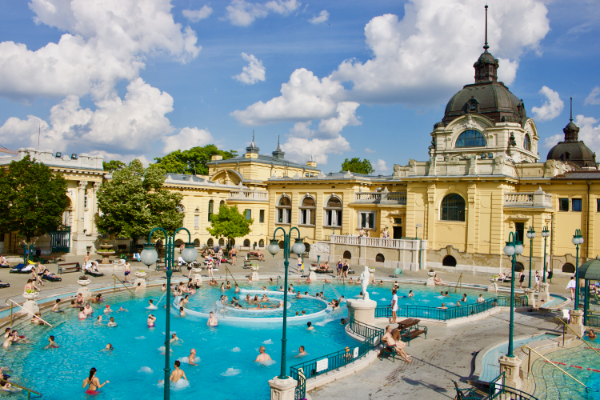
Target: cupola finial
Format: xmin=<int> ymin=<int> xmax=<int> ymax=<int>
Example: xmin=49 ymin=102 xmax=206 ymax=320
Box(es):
xmin=570 ymin=97 xmax=573 ymax=122
xmin=483 ymin=5 xmax=489 ymax=52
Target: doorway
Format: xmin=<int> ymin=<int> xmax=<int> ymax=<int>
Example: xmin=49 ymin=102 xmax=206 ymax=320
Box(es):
xmin=393 ymin=226 xmax=402 ymax=239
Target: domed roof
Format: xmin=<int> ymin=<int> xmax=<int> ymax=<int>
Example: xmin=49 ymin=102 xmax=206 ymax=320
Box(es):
xmin=547 ymin=109 xmax=596 ymax=168
xmin=443 ymin=81 xmax=526 ymax=125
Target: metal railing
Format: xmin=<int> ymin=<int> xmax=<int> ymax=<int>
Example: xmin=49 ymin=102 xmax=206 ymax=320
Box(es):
xmin=289 ymin=320 xmax=383 ymax=400
xmin=554 ymin=317 xmax=600 ymax=359
xmin=3 ymin=380 xmax=42 ymax=399
xmin=4 ymin=299 xmax=52 ymax=327
xmin=374 ymin=296 xmax=527 ymax=321
xmin=111 ymin=274 xmax=135 ymax=297
xmin=488 ymin=372 xmax=538 ymax=399
xmin=522 ymin=345 xmax=589 ymax=391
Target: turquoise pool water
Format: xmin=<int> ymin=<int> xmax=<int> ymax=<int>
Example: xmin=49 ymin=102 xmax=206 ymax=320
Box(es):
xmin=0 ymin=281 xmax=494 ymax=399
xmin=479 ymin=333 xmax=559 ymax=382
xmin=533 ymin=339 xmax=600 ymax=400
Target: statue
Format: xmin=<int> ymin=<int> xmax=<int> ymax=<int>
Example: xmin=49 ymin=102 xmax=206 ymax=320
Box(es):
xmin=359 ymin=266 xmax=371 ymax=300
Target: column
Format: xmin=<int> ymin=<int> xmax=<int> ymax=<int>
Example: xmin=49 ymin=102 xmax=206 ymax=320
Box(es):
xmin=77 ymin=181 xmax=87 ymax=234
xmin=90 ymin=182 xmax=101 ymax=235
xmin=426 ymin=183 xmax=436 ymax=247
xmin=466 ymin=183 xmax=477 ymax=253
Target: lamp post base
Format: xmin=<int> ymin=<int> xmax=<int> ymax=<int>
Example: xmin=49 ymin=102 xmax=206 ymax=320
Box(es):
xmin=347 ymin=298 xmax=377 ymax=326
xmin=569 ymin=309 xmax=585 ymax=337
xmin=268 ymin=376 xmax=297 ymax=400
xmin=524 ymin=288 xmax=536 ymax=309
xmin=498 ymin=355 xmax=522 ymax=390
xmin=538 ymin=282 xmax=550 ymax=303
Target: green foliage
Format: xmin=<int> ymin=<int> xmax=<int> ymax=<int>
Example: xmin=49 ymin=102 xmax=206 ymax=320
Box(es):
xmin=153 ymin=144 xmax=238 ymax=175
xmin=102 ymin=160 xmax=126 ymax=172
xmin=205 ymin=203 xmax=252 ymax=241
xmin=0 ymin=155 xmax=69 ymax=242
xmin=341 ymin=157 xmax=375 ymax=175
xmin=96 ymin=159 xmax=184 ymax=240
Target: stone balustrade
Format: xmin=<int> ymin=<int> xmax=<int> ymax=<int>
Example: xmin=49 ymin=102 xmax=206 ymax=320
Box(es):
xmin=228 ymin=190 xmax=269 ymax=202
xmin=504 ymin=189 xmax=553 ymax=209
xmin=354 ymin=191 xmax=407 ymax=204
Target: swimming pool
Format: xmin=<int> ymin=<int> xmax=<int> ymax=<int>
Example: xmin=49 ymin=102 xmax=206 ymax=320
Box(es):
xmin=532 ymin=340 xmax=600 ymax=399
xmin=0 ymin=280 xmax=495 ymax=399
xmin=478 ymin=333 xmax=559 ymax=382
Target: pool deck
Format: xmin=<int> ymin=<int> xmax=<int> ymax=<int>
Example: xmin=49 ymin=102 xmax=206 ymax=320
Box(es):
xmin=0 ymin=252 xmax=580 ymax=399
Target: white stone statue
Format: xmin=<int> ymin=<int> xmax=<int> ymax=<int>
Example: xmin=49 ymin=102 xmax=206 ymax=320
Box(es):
xmin=360 ymin=266 xmax=370 ymax=300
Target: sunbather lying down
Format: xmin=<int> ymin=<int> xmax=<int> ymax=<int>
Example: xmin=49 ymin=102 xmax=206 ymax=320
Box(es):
xmin=381 ymin=326 xmax=412 ymax=363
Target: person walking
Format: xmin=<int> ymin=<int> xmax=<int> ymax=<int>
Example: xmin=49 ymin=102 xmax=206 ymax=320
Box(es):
xmin=566 ymin=276 xmax=576 ymax=300
xmin=230 ymin=246 xmax=238 ymax=266
xmin=518 ymin=270 xmax=525 ymax=289
xmin=389 ymin=289 xmax=398 ymax=324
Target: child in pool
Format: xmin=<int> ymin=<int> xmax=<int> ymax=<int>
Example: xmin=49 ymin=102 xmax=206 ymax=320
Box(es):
xmin=148 ymin=314 xmax=156 ymax=328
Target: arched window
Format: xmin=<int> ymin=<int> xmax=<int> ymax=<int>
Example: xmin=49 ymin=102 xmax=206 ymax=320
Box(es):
xmin=218 ymin=238 xmax=225 ymax=246
xmin=343 ymin=250 xmax=352 ymax=260
xmin=299 ymin=196 xmax=316 ymax=226
xmin=440 ymin=194 xmax=466 ymax=222
xmin=324 ymin=196 xmax=343 ymax=227
xmin=515 ymin=262 xmax=525 ymax=272
xmin=442 ymin=255 xmax=457 ymax=267
xmin=207 ymin=238 xmax=214 ymax=247
xmin=562 ymin=263 xmax=575 ymax=273
xmin=208 ymin=200 xmax=214 ymax=222
xmin=219 ymin=200 xmax=225 ymax=209
xmin=376 ymin=254 xmax=385 ymax=262
xmin=175 ymin=239 xmax=184 ymax=246
xmin=259 ymin=239 xmax=264 ymax=247
xmin=277 ymin=196 xmax=291 ymax=224
xmin=523 ymin=134 xmax=531 ymax=151
xmin=193 ymin=239 xmax=200 ymax=247
xmin=455 ymin=130 xmax=486 ymax=148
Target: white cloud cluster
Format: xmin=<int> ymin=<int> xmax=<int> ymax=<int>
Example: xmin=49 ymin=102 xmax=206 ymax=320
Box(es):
xmin=575 ymin=114 xmax=600 ymax=153
xmin=162 ymin=127 xmax=214 ymax=153
xmin=233 ymin=0 xmax=550 ymax=164
xmin=309 ymin=10 xmax=329 ymax=25
xmin=585 ymin=86 xmax=600 ymax=106
xmin=183 ymin=6 xmax=213 ymax=22
xmin=374 ymin=159 xmax=389 ymax=174
xmin=233 ymin=53 xmax=266 ymax=85
xmin=364 ymin=148 xmax=376 ymax=154
xmin=532 ymin=86 xmax=564 ymax=122
xmin=225 ymin=0 xmax=300 ymax=27
xmin=0 ymin=0 xmax=205 ymax=157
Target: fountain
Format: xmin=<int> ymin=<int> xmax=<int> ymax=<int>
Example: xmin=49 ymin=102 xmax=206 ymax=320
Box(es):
xmin=97 ymin=241 xmax=115 ymax=265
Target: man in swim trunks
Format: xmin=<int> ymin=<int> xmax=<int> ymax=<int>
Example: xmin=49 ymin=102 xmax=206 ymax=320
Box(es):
xmin=297 ymin=346 xmax=307 ymax=357
xmin=123 ymin=262 xmax=131 ymax=284
xmin=52 ymin=299 xmax=63 ymax=313
xmin=255 ymin=346 xmax=272 ymax=363
xmin=82 ymin=367 xmax=109 ymax=395
xmin=382 ymin=326 xmax=412 ymax=363
xmin=230 ymin=246 xmax=238 ymax=266
xmin=170 ymin=360 xmax=187 ymax=383
xmin=44 ymin=335 xmax=59 ymax=349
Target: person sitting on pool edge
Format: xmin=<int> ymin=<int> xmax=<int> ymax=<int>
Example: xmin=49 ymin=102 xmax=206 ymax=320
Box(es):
xmin=433 ymin=274 xmax=447 ymax=286
xmin=255 ymin=346 xmax=272 ymax=363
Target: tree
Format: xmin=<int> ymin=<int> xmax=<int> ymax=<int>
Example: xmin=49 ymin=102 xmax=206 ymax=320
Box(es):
xmin=96 ymin=159 xmax=184 ymax=241
xmin=341 ymin=158 xmax=374 ymax=175
xmin=205 ymin=203 xmax=253 ymax=246
xmin=103 ymin=160 xmax=126 ymax=172
xmin=153 ymin=144 xmax=238 ymax=175
xmin=0 ymin=155 xmax=69 ymax=244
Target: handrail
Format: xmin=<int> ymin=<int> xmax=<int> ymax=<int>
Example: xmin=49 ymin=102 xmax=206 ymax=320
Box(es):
xmin=522 ymin=345 xmax=588 ymax=389
xmin=554 ymin=317 xmax=600 ymax=359
xmin=111 ymin=274 xmax=135 ymax=297
xmin=4 ymin=299 xmax=52 ymax=327
xmin=5 ymin=380 xmax=42 ymax=398
xmin=454 ymin=273 xmax=463 ymax=293
xmin=222 ymin=264 xmax=238 ymax=287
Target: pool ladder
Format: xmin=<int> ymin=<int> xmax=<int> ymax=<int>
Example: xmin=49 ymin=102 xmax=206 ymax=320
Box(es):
xmin=523 ymin=345 xmax=590 ymax=391
xmin=4 ymin=299 xmax=52 ymax=327
xmin=111 ymin=274 xmax=135 ymax=297
xmin=554 ymin=317 xmax=600 ymax=359
xmin=4 ymin=380 xmax=42 ymax=398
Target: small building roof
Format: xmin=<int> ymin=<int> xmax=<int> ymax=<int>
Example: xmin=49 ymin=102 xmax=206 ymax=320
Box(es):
xmin=577 ymin=259 xmax=600 ymax=280
xmin=208 ymin=154 xmax=319 ymax=171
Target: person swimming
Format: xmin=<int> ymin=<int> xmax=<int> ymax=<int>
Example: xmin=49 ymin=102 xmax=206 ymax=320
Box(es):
xmin=107 ymin=317 xmax=117 ymax=327
xmin=82 ymin=367 xmax=109 ymax=395
xmin=207 ymin=312 xmax=218 ymax=327
xmin=103 ymin=343 xmax=113 ymax=351
xmin=147 ymin=300 xmax=157 ymax=310
xmin=408 ymin=290 xmax=414 ymax=298
xmin=148 ymin=314 xmax=156 ymax=328
xmin=78 ymin=308 xmax=86 ymax=320
xmin=306 ymin=322 xmax=314 ymax=331
xmin=188 ymin=349 xmax=198 ymax=366
xmin=117 ymin=306 xmax=128 ymax=312
xmin=170 ymin=333 xmax=183 ymax=344
xmin=52 ymin=299 xmax=63 ymax=313
xmin=255 ymin=346 xmax=272 ymax=363
xmin=104 ymin=305 xmax=112 ymax=314
xmin=44 ymin=335 xmax=59 ymax=349
xmin=95 ymin=316 xmax=103 ymax=325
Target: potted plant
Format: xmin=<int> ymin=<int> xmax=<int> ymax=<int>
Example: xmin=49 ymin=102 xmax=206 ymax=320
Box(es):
xmin=369 ymin=267 xmax=376 ymax=273
xmin=23 ymin=289 xmax=39 ymax=300
xmin=135 ymin=269 xmax=147 ymax=278
xmin=490 ymin=275 xmax=498 ymax=282
xmin=427 ymin=269 xmax=436 ymax=277
xmin=78 ymin=275 xmax=91 ymax=286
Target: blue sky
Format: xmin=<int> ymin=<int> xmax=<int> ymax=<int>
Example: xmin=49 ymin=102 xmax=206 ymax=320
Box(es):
xmin=0 ymin=0 xmax=599 ymax=173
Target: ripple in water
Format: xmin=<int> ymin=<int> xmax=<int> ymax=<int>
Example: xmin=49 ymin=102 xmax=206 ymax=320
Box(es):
xmin=138 ymin=366 xmax=153 ymax=373
xmin=231 ymin=347 xmax=241 ymax=352
xmin=136 ymin=336 xmax=145 ymax=339
xmin=221 ymin=368 xmax=241 ymax=376
xmin=262 ymin=339 xmax=273 ymax=344
xmin=158 ymin=380 xmax=190 ymax=390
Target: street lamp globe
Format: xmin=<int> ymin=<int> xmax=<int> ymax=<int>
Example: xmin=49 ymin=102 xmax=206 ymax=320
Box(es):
xmin=181 ymin=243 xmax=198 ymax=264
xmin=268 ymin=239 xmax=280 ymax=256
xmin=292 ymin=239 xmax=306 ymax=256
xmin=515 ymin=243 xmax=524 ymax=255
xmin=541 ymin=227 xmax=550 ymax=238
xmin=140 ymin=243 xmax=158 ymax=266
xmin=578 ymin=237 xmax=585 ymax=245
xmin=526 ymin=230 xmax=536 ymax=239
xmin=503 ymin=243 xmax=515 ymax=256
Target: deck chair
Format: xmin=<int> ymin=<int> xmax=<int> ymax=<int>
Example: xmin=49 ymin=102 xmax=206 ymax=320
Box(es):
xmin=452 ymin=380 xmax=479 ymax=400
xmin=394 ymin=268 xmax=403 ymax=278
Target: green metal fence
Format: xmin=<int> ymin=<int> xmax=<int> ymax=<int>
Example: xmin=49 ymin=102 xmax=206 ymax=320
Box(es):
xmin=289 ymin=320 xmax=383 ymax=400
xmin=375 ymin=296 xmax=527 ymax=321
xmin=488 ymin=372 xmax=538 ymax=399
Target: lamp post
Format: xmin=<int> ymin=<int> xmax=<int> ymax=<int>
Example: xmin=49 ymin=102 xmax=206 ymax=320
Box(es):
xmin=541 ymin=226 xmax=550 ymax=283
xmin=572 ymin=229 xmax=584 ymax=310
xmin=267 ymin=227 xmax=306 ymax=380
xmin=503 ymin=231 xmax=524 ymax=357
xmin=525 ymin=227 xmax=536 ymax=288
xmin=140 ymin=227 xmax=196 ymax=400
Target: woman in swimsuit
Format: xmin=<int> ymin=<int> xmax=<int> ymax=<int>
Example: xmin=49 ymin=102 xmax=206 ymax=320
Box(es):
xmin=82 ymin=367 xmax=109 ymax=395
xmin=75 ymin=293 xmax=85 ymax=306
xmin=147 ymin=314 xmax=156 ymax=328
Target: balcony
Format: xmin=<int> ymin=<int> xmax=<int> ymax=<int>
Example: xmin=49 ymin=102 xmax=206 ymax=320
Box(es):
xmin=504 ymin=189 xmax=552 ymax=209
xmin=330 ymin=235 xmax=426 ymax=250
xmin=228 ymin=190 xmax=269 ymax=202
xmin=354 ymin=191 xmax=407 ymax=205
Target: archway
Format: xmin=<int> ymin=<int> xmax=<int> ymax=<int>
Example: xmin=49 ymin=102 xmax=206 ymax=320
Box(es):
xmin=562 ymin=263 xmax=575 ymax=273
xmin=259 ymin=239 xmax=264 ymax=247
xmin=243 ymin=239 xmax=250 ymax=247
xmin=515 ymin=262 xmax=525 ymax=272
xmin=218 ymin=238 xmax=225 ymax=246
xmin=376 ymin=253 xmax=385 ymax=263
xmin=343 ymin=250 xmax=351 ymax=260
xmin=442 ymin=255 xmax=457 ymax=267
xmin=193 ymin=239 xmax=200 ymax=247
xmin=207 ymin=238 xmax=214 ymax=247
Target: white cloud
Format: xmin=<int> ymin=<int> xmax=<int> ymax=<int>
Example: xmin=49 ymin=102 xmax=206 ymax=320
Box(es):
xmin=162 ymin=127 xmax=214 ymax=153
xmin=282 ymin=134 xmax=350 ymax=165
xmin=585 ymin=86 xmax=600 ymax=106
xmin=309 ymin=10 xmax=329 ymax=25
xmin=0 ymin=78 xmax=175 ymax=154
xmin=183 ymin=6 xmax=213 ymax=22
xmin=233 ymin=53 xmax=266 ymax=85
xmin=574 ymin=114 xmax=600 ymax=154
xmin=531 ymin=86 xmax=564 ymax=122
xmin=375 ymin=159 xmax=389 ymax=174
xmin=364 ymin=147 xmax=376 ymax=153
xmin=225 ymin=0 xmax=300 ymax=26
xmin=543 ymin=133 xmax=563 ymax=148
xmin=89 ymin=150 xmax=151 ymax=167
xmin=0 ymin=0 xmax=201 ymax=102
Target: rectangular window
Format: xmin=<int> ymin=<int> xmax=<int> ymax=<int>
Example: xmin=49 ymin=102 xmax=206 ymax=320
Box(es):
xmin=572 ymin=199 xmax=582 ymax=212
xmin=559 ymin=198 xmax=569 ymax=211
xmin=515 ymin=222 xmax=525 ymax=244
xmin=358 ymin=212 xmax=377 ymax=229
xmin=597 ymin=199 xmax=600 ymax=212
xmin=394 ymin=218 xmax=402 ymax=224
xmin=245 ymin=209 xmax=251 ymax=220
xmin=259 ymin=210 xmax=264 ymax=223
xmin=194 ymin=215 xmax=199 ymax=229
